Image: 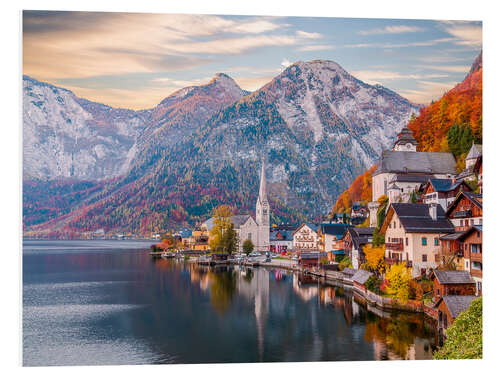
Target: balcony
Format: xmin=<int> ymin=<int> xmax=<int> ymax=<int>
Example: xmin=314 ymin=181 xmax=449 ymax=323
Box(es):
xmin=386 ymin=242 xmax=404 ymax=251
xmin=454 ymin=209 xmax=473 ymax=218
xmin=386 ymin=258 xmax=412 ymax=267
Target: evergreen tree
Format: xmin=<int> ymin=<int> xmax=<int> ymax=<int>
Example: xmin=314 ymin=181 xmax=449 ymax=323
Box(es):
xmin=242 ymin=238 xmax=254 ymax=255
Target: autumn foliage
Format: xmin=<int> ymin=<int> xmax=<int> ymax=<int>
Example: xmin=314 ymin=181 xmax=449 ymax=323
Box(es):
xmin=333 ymin=165 xmax=377 ymax=214
xmin=408 ymin=51 xmax=482 ymax=155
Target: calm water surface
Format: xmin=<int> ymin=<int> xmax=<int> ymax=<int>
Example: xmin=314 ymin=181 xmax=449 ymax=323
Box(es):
xmin=23 ymin=240 xmax=438 ymax=366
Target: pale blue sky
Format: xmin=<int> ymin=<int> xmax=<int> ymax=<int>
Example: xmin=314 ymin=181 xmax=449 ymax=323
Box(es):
xmin=23 ymin=11 xmax=482 ymax=109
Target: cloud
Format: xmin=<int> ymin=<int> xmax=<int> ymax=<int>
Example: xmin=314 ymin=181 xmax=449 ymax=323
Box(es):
xmin=296 ymin=30 xmax=322 ymax=39
xmin=281 ymin=59 xmax=292 ymax=69
xmin=400 ymin=80 xmax=457 ymax=104
xmin=352 ymin=70 xmax=449 ymax=85
xmin=417 ymin=65 xmax=470 ymax=73
xmin=358 ymin=25 xmax=425 ymax=35
xmin=297 ymin=45 xmax=335 ymax=52
xmin=23 ymin=12 xmax=295 ymax=80
xmin=343 ymin=38 xmax=454 ymax=49
xmin=440 ymin=21 xmax=482 ymax=46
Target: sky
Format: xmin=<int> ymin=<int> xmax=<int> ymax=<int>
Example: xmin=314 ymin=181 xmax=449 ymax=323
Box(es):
xmin=23 ymin=11 xmax=482 ymax=110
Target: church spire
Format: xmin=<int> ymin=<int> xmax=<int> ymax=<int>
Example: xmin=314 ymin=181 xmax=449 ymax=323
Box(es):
xmin=259 ymin=161 xmax=267 ymax=202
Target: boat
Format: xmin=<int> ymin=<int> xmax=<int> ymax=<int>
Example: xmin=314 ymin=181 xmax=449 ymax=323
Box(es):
xmin=161 ymin=252 xmax=176 ymax=258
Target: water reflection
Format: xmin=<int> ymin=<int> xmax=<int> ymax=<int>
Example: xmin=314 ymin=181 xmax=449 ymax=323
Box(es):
xmin=24 ymin=242 xmax=440 ymax=366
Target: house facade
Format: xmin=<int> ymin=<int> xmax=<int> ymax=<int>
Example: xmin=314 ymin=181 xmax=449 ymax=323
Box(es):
xmin=318 ymin=223 xmax=349 ymax=261
xmin=381 ymin=203 xmax=455 ymax=277
xmin=293 ymin=224 xmax=320 ymax=252
xmin=344 ymin=227 xmax=374 ymax=269
xmin=461 ymin=225 xmax=483 ymax=295
xmin=422 ymin=178 xmax=472 ymax=211
xmin=431 ymin=270 xmax=476 ymax=301
xmin=446 ymin=191 xmax=482 ymax=231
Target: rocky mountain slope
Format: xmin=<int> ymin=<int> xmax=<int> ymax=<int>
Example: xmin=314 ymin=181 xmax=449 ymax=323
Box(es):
xmin=23 ymin=76 xmax=152 ymax=180
xmin=24 ymin=59 xmax=420 ymax=236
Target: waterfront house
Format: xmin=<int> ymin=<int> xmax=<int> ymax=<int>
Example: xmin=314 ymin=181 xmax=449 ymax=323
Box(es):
xmin=446 ymin=191 xmax=482 ymax=231
xmin=344 ymin=227 xmax=375 ymax=269
xmin=434 ymin=295 xmax=478 ymax=331
xmin=293 ymin=223 xmax=320 ymax=252
xmin=298 ymin=251 xmax=326 ymax=268
xmin=380 ymin=203 xmax=455 ymax=277
xmin=421 ymin=178 xmax=472 ymax=211
xmin=352 ymin=269 xmax=373 ymax=293
xmin=331 ymin=213 xmax=346 ymax=224
xmin=461 ymin=225 xmax=483 ymax=295
xmin=431 ymin=270 xmax=476 ymax=301
xmin=269 ymin=229 xmax=294 ymax=253
xmin=318 ymin=223 xmax=349 ymax=261
xmin=189 ymin=227 xmax=210 ymax=251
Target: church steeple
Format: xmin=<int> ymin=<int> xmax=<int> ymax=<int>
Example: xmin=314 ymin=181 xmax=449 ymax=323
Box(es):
xmin=393 ymin=125 xmax=418 ymax=151
xmin=258 ymin=161 xmax=268 ymax=204
xmin=256 ymin=160 xmax=270 ymax=229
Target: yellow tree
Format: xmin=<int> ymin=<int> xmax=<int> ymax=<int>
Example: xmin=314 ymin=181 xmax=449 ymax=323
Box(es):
xmin=209 ymin=205 xmax=234 ymax=252
xmin=361 ymin=244 xmax=386 ymax=276
xmin=385 ymin=263 xmax=412 ymax=303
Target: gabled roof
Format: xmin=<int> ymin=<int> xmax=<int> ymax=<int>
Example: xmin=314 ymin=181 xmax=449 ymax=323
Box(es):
xmin=446 ymin=191 xmax=482 ymax=215
xmin=436 ymin=295 xmax=477 ymax=318
xmin=352 ymin=269 xmax=373 ymax=285
xmin=439 ymin=231 xmax=466 ymax=241
xmin=427 ymin=178 xmax=467 ymax=193
xmin=294 ymin=223 xmax=319 ymax=235
xmin=382 ymin=203 xmax=455 ymax=234
xmin=319 ymin=223 xmax=349 ymax=237
xmin=432 ymin=270 xmax=475 ymax=284
xmin=466 ymin=144 xmax=482 ymax=160
xmin=347 ymin=227 xmax=374 ymax=248
xmin=373 ymin=151 xmax=457 ymax=176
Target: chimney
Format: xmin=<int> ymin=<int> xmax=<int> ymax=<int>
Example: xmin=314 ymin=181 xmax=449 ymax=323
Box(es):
xmin=429 ymin=203 xmax=438 ymax=221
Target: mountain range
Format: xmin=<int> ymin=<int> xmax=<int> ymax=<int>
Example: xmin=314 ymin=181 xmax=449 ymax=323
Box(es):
xmin=23 ymin=59 xmax=420 ymax=236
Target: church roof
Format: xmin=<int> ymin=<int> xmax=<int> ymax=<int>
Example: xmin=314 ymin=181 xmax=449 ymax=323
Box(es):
xmin=373 ymin=151 xmax=457 ymax=176
xmin=202 ymin=215 xmax=253 ymax=231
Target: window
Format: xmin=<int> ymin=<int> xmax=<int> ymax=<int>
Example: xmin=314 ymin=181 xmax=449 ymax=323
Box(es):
xmin=465 ymin=261 xmax=469 ymax=269
xmin=422 ymin=237 xmax=427 ymax=246
xmin=471 ymin=244 xmax=482 ymax=253
xmin=248 ymin=233 xmax=252 ymax=240
xmin=477 ymin=231 xmax=480 ymax=238
xmin=465 ymin=219 xmax=469 ymax=227
xmin=406 ymin=237 xmax=408 ymax=246
xmin=400 ymin=222 xmax=402 ymax=228
xmin=471 ymin=261 xmax=482 ymax=271
xmin=437 ymin=288 xmax=440 ymax=296
xmin=460 ymin=220 xmax=463 ymax=227
xmin=434 ymin=237 xmax=439 ymax=246
xmin=422 ymin=254 xmax=427 ymax=262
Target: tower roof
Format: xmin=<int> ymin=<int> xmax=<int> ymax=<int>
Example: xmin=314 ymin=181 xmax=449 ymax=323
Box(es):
xmin=259 ymin=161 xmax=267 ymax=202
xmin=394 ymin=125 xmax=418 ymax=146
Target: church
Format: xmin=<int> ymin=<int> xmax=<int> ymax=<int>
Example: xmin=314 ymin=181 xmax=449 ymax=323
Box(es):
xmin=368 ymin=125 xmax=457 ymax=226
xmin=202 ymin=161 xmax=270 ymax=252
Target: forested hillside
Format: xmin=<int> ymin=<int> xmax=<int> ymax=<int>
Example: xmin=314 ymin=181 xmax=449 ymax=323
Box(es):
xmin=332 ymin=51 xmax=482 ymax=215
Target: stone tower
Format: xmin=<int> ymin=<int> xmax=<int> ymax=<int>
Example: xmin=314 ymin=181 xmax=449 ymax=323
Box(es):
xmin=256 ymin=161 xmax=270 ymax=252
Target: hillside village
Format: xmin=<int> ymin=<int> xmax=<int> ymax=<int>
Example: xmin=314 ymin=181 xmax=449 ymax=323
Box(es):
xmin=151 ymin=124 xmax=482 ymax=341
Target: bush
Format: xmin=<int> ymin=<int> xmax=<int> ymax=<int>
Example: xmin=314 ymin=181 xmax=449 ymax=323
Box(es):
xmin=365 ymin=275 xmax=381 ymax=294
xmin=434 ymin=297 xmax=482 ymax=359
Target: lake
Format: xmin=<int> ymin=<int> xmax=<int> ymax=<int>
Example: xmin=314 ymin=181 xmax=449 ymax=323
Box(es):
xmin=23 ymin=240 xmax=438 ymax=366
